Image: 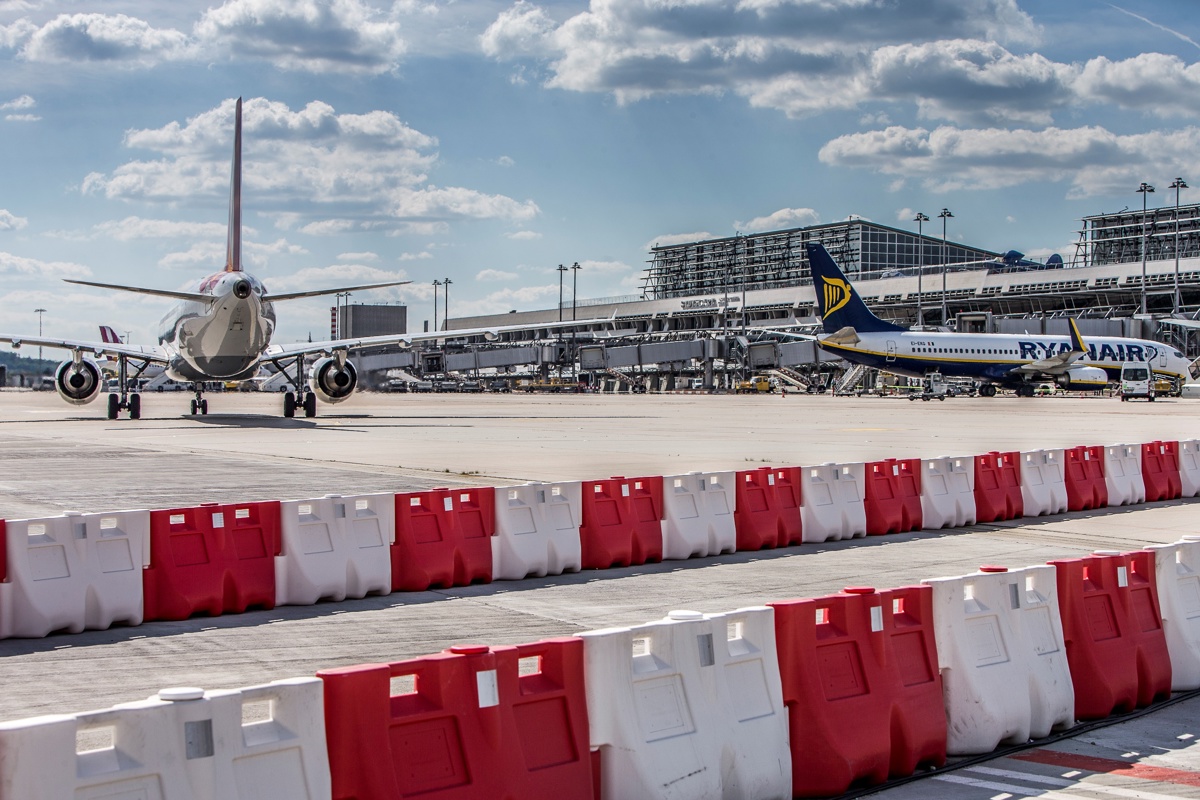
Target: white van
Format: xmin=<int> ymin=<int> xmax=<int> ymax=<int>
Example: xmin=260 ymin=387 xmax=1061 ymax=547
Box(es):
xmin=1119 ymin=363 xmax=1153 ymax=401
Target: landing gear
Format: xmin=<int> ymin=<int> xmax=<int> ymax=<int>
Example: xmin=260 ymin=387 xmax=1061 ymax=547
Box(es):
xmin=979 ymin=384 xmax=997 ymax=398
xmin=283 ymin=391 xmax=296 ymax=418
xmin=1016 ymin=384 xmax=1035 ymax=398
xmin=303 ymin=392 xmax=317 ymax=418
xmin=106 ymin=355 xmax=145 ymax=419
xmin=189 ymin=384 xmax=209 ymax=416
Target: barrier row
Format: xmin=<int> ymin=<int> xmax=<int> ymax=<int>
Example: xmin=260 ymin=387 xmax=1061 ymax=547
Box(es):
xmin=5 ymin=539 xmax=1200 ymax=799
xmin=0 ymin=440 xmax=1196 ymax=639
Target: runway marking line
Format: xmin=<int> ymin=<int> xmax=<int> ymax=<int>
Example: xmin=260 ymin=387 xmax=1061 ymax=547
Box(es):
xmin=1013 ymin=749 xmax=1200 ymax=788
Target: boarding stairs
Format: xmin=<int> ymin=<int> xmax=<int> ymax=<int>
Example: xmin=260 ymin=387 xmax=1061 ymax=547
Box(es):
xmin=834 ymin=364 xmax=868 ymax=396
xmin=770 ymin=367 xmax=810 ymax=392
xmin=605 ymin=368 xmax=645 ymax=392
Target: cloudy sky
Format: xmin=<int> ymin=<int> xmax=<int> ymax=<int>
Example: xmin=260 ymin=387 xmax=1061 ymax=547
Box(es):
xmin=0 ymin=0 xmax=1196 ymax=344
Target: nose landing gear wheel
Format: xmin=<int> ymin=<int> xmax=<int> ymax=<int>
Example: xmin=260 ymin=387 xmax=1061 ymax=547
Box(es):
xmin=283 ymin=391 xmax=296 ymax=418
xmin=303 ymin=392 xmax=317 ymax=418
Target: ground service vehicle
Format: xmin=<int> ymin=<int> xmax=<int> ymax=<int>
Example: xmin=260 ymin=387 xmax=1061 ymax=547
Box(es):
xmin=1120 ymin=363 xmax=1153 ymax=401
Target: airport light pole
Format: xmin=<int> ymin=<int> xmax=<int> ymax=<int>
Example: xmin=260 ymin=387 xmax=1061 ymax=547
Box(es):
xmin=432 ymin=280 xmax=441 ymax=331
xmin=1137 ymin=182 xmax=1155 ymax=315
xmin=913 ymin=212 xmax=929 ymax=327
xmin=938 ymin=208 xmax=953 ymax=326
xmin=443 ymin=278 xmax=452 ymax=327
xmin=1170 ymin=177 xmax=1188 ymax=314
xmin=557 ymin=264 xmax=568 ymax=322
xmin=34 ymin=308 xmax=45 ymax=361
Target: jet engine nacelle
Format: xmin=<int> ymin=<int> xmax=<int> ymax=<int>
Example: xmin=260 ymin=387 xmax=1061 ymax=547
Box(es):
xmin=1056 ymin=365 xmax=1109 ymax=391
xmin=55 ymin=358 xmax=103 ymax=405
xmin=310 ymin=357 xmax=358 ymax=403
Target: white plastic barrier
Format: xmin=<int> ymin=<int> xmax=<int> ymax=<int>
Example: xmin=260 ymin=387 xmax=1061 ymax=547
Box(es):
xmin=661 ymin=471 xmax=737 ymax=560
xmin=1180 ymin=440 xmax=1200 ymax=498
xmin=920 ymin=457 xmax=976 ymax=529
xmin=582 ymin=606 xmax=791 ymax=800
xmin=800 ymin=462 xmax=867 ymax=543
xmin=492 ymin=481 xmax=583 ymax=580
xmin=1104 ymin=444 xmax=1146 ymax=507
xmin=0 ymin=509 xmax=148 ymax=638
xmin=923 ymin=565 xmax=1074 ymax=755
xmin=0 ymin=677 xmax=331 ymax=799
xmin=1145 ymin=540 xmax=1200 ymax=691
xmin=275 ymin=493 xmax=394 ymax=606
xmin=1019 ymin=449 xmax=1068 ymax=517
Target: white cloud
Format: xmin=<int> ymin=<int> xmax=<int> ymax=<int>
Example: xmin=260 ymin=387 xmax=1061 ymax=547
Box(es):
xmin=83 ymin=97 xmax=539 ymax=232
xmin=5 ymin=113 xmax=39 ymax=122
xmin=195 ymin=0 xmax=407 ymax=75
xmin=0 ymin=251 xmax=90 ymax=279
xmin=157 ymin=236 xmax=306 ymax=269
xmin=0 ymin=94 xmax=34 ymax=110
xmin=5 ymin=13 xmax=192 ymax=65
xmin=496 ymin=155 xmax=515 ymax=167
xmin=819 ymin=123 xmax=1200 ymax=197
xmin=93 ymin=216 xmax=229 ymax=241
xmin=337 ymin=251 xmax=379 ymax=262
xmin=1075 ymin=54 xmax=1200 ymax=118
xmin=735 ymin=207 xmax=818 ymax=232
xmin=0 ymin=209 xmax=28 ymax=231
xmin=647 ymin=231 xmax=714 ymax=248
xmin=398 ymin=251 xmax=433 ymax=261
xmin=480 ymin=0 xmax=556 ymax=59
xmin=477 ymin=268 xmax=518 ymax=281
xmin=452 ymin=283 xmax=560 ymax=317
xmin=505 ymin=230 xmax=541 ymax=240
xmin=263 ymin=263 xmax=413 ymax=299
xmin=577 ymin=259 xmax=633 ymax=274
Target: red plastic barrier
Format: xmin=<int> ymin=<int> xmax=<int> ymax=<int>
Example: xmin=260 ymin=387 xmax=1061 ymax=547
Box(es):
xmin=1050 ymin=550 xmax=1172 ymax=720
xmin=1141 ymin=441 xmax=1182 ymax=502
xmin=579 ymin=476 xmax=663 ymax=569
xmin=864 ymin=458 xmax=922 ymax=535
xmin=973 ymin=451 xmax=1023 ymax=523
xmin=733 ymin=467 xmax=803 ymax=551
xmin=392 ymin=487 xmax=494 ymax=592
xmin=143 ymin=501 xmax=281 ymax=621
xmin=320 ymin=637 xmax=593 ymax=800
xmin=1064 ymin=445 xmax=1107 ymax=511
xmin=770 ymin=585 xmax=947 ymax=797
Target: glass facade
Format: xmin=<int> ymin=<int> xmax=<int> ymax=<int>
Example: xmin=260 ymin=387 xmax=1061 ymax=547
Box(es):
xmin=643 ymin=220 xmax=999 ymax=300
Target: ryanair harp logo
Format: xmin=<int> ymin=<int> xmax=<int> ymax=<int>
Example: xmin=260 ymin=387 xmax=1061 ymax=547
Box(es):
xmin=822 ymin=277 xmax=851 ymax=317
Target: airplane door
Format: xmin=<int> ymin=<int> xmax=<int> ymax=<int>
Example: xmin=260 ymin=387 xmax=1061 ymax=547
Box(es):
xmin=1160 ymin=348 xmax=1168 ymax=368
xmin=886 ymin=340 xmax=897 ymax=362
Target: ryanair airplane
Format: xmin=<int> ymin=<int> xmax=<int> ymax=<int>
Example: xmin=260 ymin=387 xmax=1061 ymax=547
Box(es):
xmin=806 ymin=242 xmax=1194 ymax=397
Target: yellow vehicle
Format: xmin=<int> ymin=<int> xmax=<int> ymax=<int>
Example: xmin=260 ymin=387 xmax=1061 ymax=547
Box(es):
xmin=1154 ymin=378 xmax=1175 ymax=398
xmin=736 ymin=375 xmax=773 ymax=394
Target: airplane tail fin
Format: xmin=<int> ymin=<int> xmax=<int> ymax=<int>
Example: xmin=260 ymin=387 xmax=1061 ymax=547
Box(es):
xmin=805 ymin=243 xmax=907 ymax=334
xmin=1068 ymin=318 xmax=1087 ymax=354
xmin=99 ymin=325 xmax=121 ymax=344
xmin=224 ymin=97 xmax=242 ymax=273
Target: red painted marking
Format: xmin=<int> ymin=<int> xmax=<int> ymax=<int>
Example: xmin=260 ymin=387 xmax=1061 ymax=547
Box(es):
xmin=1014 ymin=749 xmax=1200 ymax=788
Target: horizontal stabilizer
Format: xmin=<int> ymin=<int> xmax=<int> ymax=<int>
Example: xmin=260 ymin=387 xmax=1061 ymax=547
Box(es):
xmin=264 ymin=279 xmax=411 ymax=303
xmin=65 ymin=279 xmax=211 ymax=303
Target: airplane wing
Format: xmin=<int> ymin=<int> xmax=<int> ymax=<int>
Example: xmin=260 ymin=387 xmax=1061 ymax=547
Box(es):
xmin=263 ymin=280 xmax=412 ymax=303
xmin=263 ymin=316 xmax=618 ymax=361
xmin=63 ymin=279 xmax=211 ymax=303
xmin=0 ymin=333 xmax=169 ymax=362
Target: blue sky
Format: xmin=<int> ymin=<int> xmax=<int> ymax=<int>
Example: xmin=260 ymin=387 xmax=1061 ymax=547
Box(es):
xmin=0 ymin=0 xmax=1196 ymax=345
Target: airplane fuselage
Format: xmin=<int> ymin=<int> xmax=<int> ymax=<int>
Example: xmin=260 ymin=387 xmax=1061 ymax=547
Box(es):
xmin=157 ymin=271 xmax=276 ymax=382
xmin=819 ymin=330 xmax=1192 ymax=387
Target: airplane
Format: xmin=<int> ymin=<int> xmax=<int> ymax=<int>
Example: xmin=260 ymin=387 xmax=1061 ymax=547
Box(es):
xmin=0 ymin=98 xmax=605 ymax=419
xmin=805 ymin=242 xmax=1195 ymax=397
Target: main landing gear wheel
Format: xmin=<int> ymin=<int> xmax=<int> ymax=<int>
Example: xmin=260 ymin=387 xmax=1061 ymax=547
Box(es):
xmin=303 ymin=392 xmax=317 ymax=418
xmin=979 ymin=384 xmax=996 ymax=397
xmin=107 ymin=393 xmax=120 ymax=420
xmin=283 ymin=391 xmax=296 ymax=418
xmin=1017 ymin=384 xmax=1035 ymax=398
xmin=129 ymin=393 xmax=141 ymax=420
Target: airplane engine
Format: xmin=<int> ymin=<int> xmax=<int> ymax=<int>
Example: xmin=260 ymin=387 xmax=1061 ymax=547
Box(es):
xmin=310 ymin=357 xmax=358 ymax=403
xmin=54 ymin=358 xmax=103 ymax=405
xmin=1056 ymin=365 xmax=1109 ymax=391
